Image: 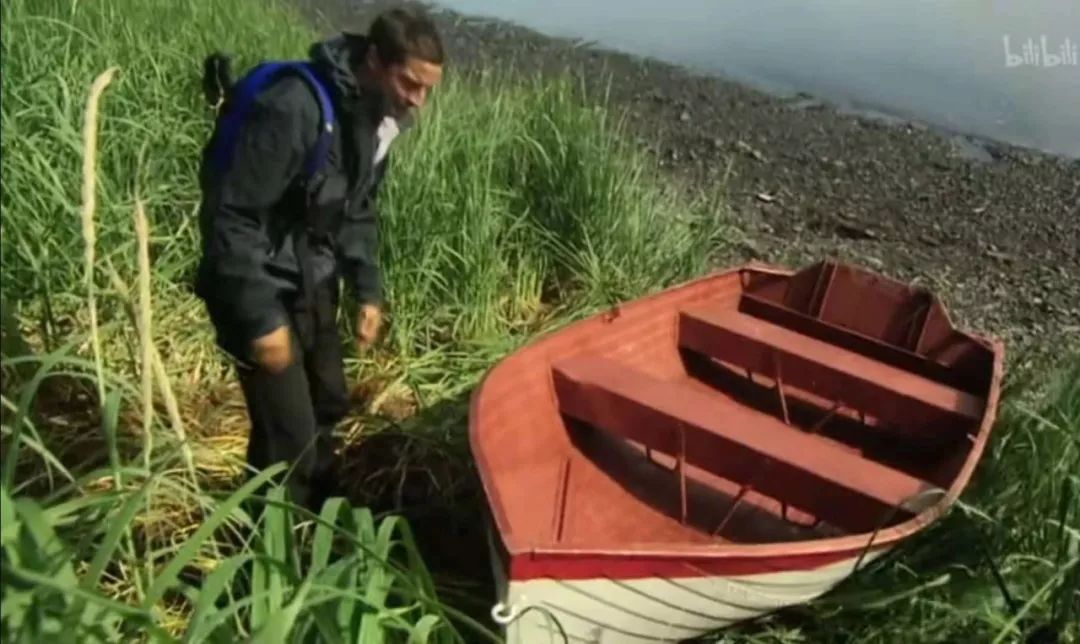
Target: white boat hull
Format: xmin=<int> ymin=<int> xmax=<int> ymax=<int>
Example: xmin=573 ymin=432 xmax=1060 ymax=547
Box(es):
xmin=487 ymin=533 xmax=889 ymax=643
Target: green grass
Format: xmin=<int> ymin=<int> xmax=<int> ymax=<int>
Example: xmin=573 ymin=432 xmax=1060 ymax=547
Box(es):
xmin=0 ymin=0 xmax=729 ymax=640
xmin=2 ymin=0 xmax=1077 ymax=642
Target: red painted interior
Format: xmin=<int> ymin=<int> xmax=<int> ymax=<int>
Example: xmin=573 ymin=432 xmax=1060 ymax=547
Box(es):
xmin=469 ymin=260 xmax=1003 ymax=570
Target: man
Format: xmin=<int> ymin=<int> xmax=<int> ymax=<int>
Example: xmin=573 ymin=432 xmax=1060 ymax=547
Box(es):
xmin=194 ymin=9 xmax=444 ymax=511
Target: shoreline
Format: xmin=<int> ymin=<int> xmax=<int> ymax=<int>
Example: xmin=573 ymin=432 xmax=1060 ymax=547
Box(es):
xmin=294 ymin=0 xmax=1079 ymax=370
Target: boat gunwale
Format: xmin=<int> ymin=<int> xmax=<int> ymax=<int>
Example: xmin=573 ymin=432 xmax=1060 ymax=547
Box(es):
xmin=467 ymin=261 xmax=1006 ymax=563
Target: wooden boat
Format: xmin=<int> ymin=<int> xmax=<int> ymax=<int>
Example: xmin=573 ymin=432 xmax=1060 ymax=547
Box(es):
xmin=468 ymin=260 xmax=1004 ymax=643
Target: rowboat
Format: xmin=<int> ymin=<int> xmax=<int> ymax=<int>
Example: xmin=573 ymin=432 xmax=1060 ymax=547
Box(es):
xmin=468 ymin=259 xmax=1004 ymax=643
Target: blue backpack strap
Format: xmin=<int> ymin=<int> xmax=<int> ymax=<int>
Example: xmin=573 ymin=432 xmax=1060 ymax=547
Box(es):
xmin=210 ymin=60 xmax=335 ymax=187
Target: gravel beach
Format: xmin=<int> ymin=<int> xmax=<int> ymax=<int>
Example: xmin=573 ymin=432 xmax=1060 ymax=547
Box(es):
xmin=294 ymin=0 xmax=1079 ymax=372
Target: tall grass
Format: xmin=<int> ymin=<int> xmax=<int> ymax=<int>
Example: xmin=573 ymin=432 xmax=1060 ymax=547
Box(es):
xmin=1 ymin=0 xmax=730 ymax=640
xmin=380 ymin=76 xmax=727 ymax=354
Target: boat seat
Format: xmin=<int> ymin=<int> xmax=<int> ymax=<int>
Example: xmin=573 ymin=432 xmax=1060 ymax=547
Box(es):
xmin=677 ymin=304 xmax=984 ymax=434
xmin=551 ymin=355 xmax=944 ymax=533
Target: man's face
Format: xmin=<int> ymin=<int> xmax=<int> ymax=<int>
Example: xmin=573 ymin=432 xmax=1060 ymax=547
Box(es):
xmin=367 ymin=50 xmax=443 ymax=120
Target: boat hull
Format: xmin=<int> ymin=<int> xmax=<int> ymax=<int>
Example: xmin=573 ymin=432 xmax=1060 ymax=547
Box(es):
xmin=486 ymin=527 xmax=890 ymax=643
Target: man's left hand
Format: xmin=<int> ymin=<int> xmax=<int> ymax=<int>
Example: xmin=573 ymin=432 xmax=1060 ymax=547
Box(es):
xmin=356 ymin=304 xmax=383 ymax=350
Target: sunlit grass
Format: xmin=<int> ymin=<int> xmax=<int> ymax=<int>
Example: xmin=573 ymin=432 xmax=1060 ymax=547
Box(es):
xmin=1 ymin=0 xmax=729 ymax=640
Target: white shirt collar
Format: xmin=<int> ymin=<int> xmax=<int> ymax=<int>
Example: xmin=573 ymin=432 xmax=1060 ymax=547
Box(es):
xmin=374 ymin=116 xmax=400 ymax=165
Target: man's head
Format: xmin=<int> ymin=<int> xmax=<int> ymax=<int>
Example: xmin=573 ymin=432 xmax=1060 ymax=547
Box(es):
xmin=358 ymin=8 xmax=444 ymax=120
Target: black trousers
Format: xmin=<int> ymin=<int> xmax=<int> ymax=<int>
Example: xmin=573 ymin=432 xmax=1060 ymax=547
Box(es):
xmin=234 ymin=279 xmax=349 ymax=512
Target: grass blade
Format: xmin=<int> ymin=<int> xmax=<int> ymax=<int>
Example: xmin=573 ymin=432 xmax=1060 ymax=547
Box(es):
xmin=251 ymin=572 xmax=314 ymax=642
xmin=409 ymin=614 xmax=443 ymax=643
xmin=311 ymin=497 xmax=346 ymax=576
xmin=251 ymin=485 xmax=290 ymax=630
xmin=1 ymin=485 xmax=21 ymax=550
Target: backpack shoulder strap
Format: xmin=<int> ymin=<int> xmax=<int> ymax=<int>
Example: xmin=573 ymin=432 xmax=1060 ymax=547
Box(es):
xmin=209 ymin=60 xmax=336 ymax=187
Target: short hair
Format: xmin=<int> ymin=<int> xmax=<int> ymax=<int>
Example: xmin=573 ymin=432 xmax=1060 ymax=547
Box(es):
xmin=368 ymin=8 xmax=445 ymax=66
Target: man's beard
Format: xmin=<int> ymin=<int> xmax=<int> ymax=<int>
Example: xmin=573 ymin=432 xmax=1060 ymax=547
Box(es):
xmin=386 ymin=97 xmax=415 ymax=122
xmin=355 ymin=70 xmax=416 ymax=124
xmin=366 ymin=84 xmax=400 ymax=119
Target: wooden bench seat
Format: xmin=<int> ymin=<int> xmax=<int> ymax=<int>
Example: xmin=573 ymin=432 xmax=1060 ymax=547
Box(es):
xmin=677 ymin=304 xmax=985 ymax=432
xmin=552 ymin=355 xmax=943 ymax=533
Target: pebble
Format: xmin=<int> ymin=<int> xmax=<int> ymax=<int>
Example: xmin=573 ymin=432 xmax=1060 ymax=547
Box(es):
xmin=735 ymin=140 xmax=766 ymax=162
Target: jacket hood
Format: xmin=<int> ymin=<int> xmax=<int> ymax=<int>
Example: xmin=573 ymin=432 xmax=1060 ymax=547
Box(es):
xmin=308 ymin=33 xmax=414 ymax=129
xmin=309 ymin=34 xmax=369 ymax=115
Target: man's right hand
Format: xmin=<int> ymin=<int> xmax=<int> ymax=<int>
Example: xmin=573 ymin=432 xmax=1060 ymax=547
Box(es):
xmin=251 ymin=325 xmax=292 ymax=373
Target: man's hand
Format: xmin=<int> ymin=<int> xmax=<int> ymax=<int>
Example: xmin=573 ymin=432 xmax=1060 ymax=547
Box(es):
xmin=356 ymin=304 xmax=383 ymax=350
xmin=252 ymin=325 xmax=292 ymax=373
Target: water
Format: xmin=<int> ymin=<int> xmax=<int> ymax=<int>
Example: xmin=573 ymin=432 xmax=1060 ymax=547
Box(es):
xmin=432 ymin=0 xmax=1080 ymax=159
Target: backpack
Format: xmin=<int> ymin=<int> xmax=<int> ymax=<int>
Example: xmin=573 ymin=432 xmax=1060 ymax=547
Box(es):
xmin=200 ymin=53 xmax=340 ymax=336
xmin=201 ymin=52 xmax=336 ymax=191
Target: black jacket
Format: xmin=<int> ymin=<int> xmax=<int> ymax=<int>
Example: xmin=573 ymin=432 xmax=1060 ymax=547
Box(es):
xmin=194 ymin=34 xmax=399 ymax=359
